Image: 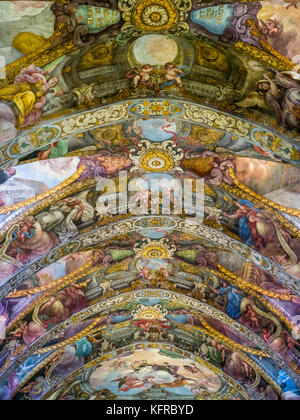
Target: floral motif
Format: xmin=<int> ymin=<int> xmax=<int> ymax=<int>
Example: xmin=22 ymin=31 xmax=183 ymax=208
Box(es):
xmin=141 ymin=4 xmax=169 ymax=28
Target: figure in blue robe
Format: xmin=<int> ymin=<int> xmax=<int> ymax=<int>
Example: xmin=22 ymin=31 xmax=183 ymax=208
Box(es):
xmin=218 ymin=286 xmax=244 ymax=320
xmin=277 ymin=370 xmax=300 ymax=400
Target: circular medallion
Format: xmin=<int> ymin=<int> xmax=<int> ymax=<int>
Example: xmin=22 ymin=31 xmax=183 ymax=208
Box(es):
xmin=132 ymin=35 xmax=178 ymax=66
xmin=93 ymin=45 xmax=109 ymax=60
xmin=202 ymin=46 xmax=218 ymax=61
xmin=132 ymin=0 xmax=178 ymax=32
xmin=140 ymin=149 xmax=174 ymax=172
xmin=101 ymin=128 xmax=118 ymax=141
xmin=142 ymin=244 xmax=168 ymax=259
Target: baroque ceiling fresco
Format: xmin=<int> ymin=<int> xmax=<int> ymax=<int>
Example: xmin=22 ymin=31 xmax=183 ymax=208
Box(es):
xmin=0 ymin=0 xmax=300 ymax=402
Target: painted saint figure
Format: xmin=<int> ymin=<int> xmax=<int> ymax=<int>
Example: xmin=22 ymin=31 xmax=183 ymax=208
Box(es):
xmin=0 ymin=65 xmax=60 ymax=129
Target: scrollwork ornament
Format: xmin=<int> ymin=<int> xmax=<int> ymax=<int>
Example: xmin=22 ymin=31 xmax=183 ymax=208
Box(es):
xmin=118 ymin=0 xmax=191 ymax=37
xmin=129 ymin=139 xmax=184 ymax=172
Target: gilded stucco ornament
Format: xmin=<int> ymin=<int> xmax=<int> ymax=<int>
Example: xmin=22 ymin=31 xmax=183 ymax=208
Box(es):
xmin=3 ymin=99 xmax=300 ymax=168
xmin=134 ymin=237 xmax=176 ymax=259
xmin=118 ymin=0 xmax=191 ymax=36
xmin=1 ymin=212 xmax=298 ymax=300
xmin=3 ymin=286 xmax=298 ymax=391
xmin=129 ymin=139 xmax=184 ymax=172
xmin=132 ymin=303 xmax=168 ymax=319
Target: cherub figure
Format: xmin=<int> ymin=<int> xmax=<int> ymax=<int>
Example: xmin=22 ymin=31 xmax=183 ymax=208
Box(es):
xmin=259 ymin=19 xmax=282 ymax=40
xmin=164 ymin=63 xmax=185 ymax=88
xmin=126 ymin=65 xmax=153 ymax=89
xmin=137 ymin=265 xmax=150 ymax=283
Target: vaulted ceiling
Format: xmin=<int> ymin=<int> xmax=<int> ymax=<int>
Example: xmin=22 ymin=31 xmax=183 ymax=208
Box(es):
xmin=0 ymin=0 xmax=300 ymax=401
